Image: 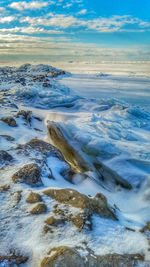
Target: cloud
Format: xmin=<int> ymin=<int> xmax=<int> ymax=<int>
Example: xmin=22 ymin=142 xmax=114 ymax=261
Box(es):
xmin=19 ymin=14 xmax=150 ymax=33
xmin=78 ymin=9 xmax=87 ymax=15
xmin=0 ymin=16 xmax=16 ymax=24
xmin=9 ymin=1 xmax=48 ymax=11
xmin=0 ymin=26 xmax=64 ymax=34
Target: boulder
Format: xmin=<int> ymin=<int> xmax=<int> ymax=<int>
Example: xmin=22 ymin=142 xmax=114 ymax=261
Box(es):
xmin=30 ymin=203 xmax=47 ymax=214
xmin=140 ymin=222 xmax=150 ymax=233
xmin=41 ymin=246 xmax=145 ymax=267
xmin=43 ymin=188 xmax=117 ymax=221
xmin=0 ymin=150 xmax=13 ymax=165
xmin=26 ymin=191 xmax=42 ymax=203
xmin=48 ymin=122 xmax=90 ymax=173
xmin=1 ymin=116 xmax=17 ymax=127
xmin=12 ymin=163 xmax=42 ymax=186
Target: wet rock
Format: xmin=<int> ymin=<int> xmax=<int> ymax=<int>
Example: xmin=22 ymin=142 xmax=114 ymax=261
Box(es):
xmin=0 ymin=135 xmax=15 ymax=141
xmin=48 ymin=122 xmax=90 ymax=173
xmin=43 ymin=82 xmax=52 ymax=88
xmin=41 ymin=247 xmax=145 ymax=267
xmin=0 ymin=150 xmax=13 ymax=165
xmin=1 ymin=116 xmax=17 ymax=127
xmin=30 ymin=203 xmax=47 ymax=214
xmin=16 ymin=110 xmax=32 ymax=124
xmin=12 ymin=163 xmax=42 ymax=186
xmin=45 ymin=216 xmax=65 ymax=227
xmin=26 ymin=192 xmax=42 ymax=203
xmin=43 ymin=188 xmax=116 ymax=220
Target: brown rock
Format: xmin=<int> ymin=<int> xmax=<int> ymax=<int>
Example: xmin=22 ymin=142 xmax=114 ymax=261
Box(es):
xmin=30 ymin=203 xmax=47 ymax=214
xmin=41 ymin=247 xmax=145 ymax=267
xmin=16 ymin=110 xmax=32 ymax=124
xmin=12 ymin=163 xmax=42 ymax=186
xmin=0 ymin=252 xmax=28 ymax=265
xmin=1 ymin=116 xmax=17 ymax=127
xmin=0 ymin=184 xmax=10 ymax=192
xmin=26 ymin=191 xmax=42 ymax=203
xmin=43 ymin=188 xmax=116 ymax=220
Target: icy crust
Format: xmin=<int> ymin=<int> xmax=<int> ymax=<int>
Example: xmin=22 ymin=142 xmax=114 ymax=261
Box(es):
xmin=0 ymin=63 xmax=80 ymax=109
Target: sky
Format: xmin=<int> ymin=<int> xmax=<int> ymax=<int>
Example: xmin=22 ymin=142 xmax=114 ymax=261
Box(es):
xmin=0 ymin=0 xmax=150 ymax=64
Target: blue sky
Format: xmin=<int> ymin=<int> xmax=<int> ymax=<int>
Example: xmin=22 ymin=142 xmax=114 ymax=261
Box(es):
xmin=0 ymin=0 xmax=150 ymax=63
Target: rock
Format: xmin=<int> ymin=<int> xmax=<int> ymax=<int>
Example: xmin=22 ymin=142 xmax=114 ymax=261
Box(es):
xmin=93 ymin=161 xmax=132 ymax=190
xmin=0 ymin=135 xmax=15 ymax=141
xmin=53 ymin=205 xmax=91 ymax=230
xmin=12 ymin=163 xmax=42 ymax=186
xmin=0 ymin=252 xmax=28 ymax=265
xmin=43 ymin=188 xmax=117 ymax=221
xmin=47 ymin=122 xmax=90 ymax=173
xmin=0 ymin=184 xmax=10 ymax=192
xmin=26 ymin=192 xmax=42 ymax=203
xmin=30 ymin=203 xmax=47 ymax=214
xmin=41 ymin=247 xmax=145 ymax=267
xmin=18 ymin=139 xmax=64 ymax=159
xmin=16 ymin=110 xmax=32 ymax=124
xmin=43 ymin=82 xmax=52 ymax=88
xmin=1 ymin=116 xmax=17 ymax=127
xmin=0 ymin=150 xmax=13 ymax=165
xmin=140 ymin=222 xmax=150 ymax=233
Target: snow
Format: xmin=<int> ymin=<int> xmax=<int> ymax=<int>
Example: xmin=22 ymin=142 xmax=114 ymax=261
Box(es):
xmin=0 ymin=63 xmax=150 ymax=265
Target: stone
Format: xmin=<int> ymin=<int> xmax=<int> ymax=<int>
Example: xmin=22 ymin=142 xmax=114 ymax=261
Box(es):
xmin=30 ymin=203 xmax=47 ymax=214
xmin=0 ymin=184 xmax=10 ymax=192
xmin=26 ymin=192 xmax=42 ymax=203
xmin=0 ymin=252 xmax=28 ymax=265
xmin=1 ymin=116 xmax=17 ymax=127
xmin=41 ymin=247 xmax=145 ymax=267
xmin=43 ymin=188 xmax=117 ymax=220
xmin=47 ymin=122 xmax=90 ymax=173
xmin=12 ymin=163 xmax=42 ymax=186
xmin=0 ymin=150 xmax=13 ymax=165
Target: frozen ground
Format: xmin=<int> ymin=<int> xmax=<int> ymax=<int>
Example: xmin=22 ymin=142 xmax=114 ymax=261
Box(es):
xmin=0 ymin=63 xmax=150 ymax=266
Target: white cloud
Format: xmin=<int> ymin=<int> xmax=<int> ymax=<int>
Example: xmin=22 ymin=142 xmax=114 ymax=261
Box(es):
xmin=9 ymin=1 xmax=48 ymax=11
xmin=0 ymin=16 xmax=16 ymax=24
xmin=78 ymin=9 xmax=87 ymax=15
xmin=19 ymin=14 xmax=150 ymax=33
xmin=0 ymin=26 xmax=64 ymax=34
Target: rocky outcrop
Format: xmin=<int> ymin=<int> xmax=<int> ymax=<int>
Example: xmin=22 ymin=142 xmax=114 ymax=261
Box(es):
xmin=0 ymin=150 xmax=13 ymax=165
xmin=0 ymin=116 xmax=17 ymax=127
xmin=43 ymin=188 xmax=117 ymax=221
xmin=18 ymin=139 xmax=64 ymax=160
xmin=48 ymin=122 xmax=90 ymax=173
xmin=26 ymin=191 xmax=42 ymax=203
xmin=41 ymin=246 xmax=145 ymax=267
xmin=29 ymin=203 xmax=47 ymax=214
xmin=12 ymin=163 xmax=42 ymax=186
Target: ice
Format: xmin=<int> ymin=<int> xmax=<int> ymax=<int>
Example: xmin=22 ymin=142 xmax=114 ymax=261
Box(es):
xmin=0 ymin=63 xmax=150 ymax=265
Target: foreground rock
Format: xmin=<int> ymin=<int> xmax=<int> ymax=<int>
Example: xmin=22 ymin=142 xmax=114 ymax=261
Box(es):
xmin=12 ymin=163 xmax=42 ymax=186
xmin=43 ymin=188 xmax=117 ymax=222
xmin=48 ymin=122 xmax=90 ymax=173
xmin=0 ymin=116 xmax=17 ymax=127
xmin=41 ymin=246 xmax=145 ymax=267
xmin=16 ymin=110 xmax=32 ymax=125
xmin=0 ymin=150 xmax=13 ymax=165
xmin=0 ymin=252 xmax=28 ymax=266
